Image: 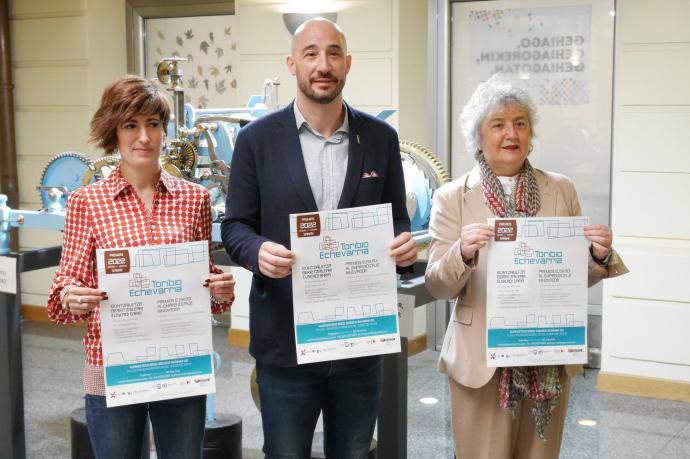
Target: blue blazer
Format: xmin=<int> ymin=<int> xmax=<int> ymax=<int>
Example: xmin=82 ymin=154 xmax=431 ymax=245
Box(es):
xmin=221 ymin=101 xmax=411 ymax=366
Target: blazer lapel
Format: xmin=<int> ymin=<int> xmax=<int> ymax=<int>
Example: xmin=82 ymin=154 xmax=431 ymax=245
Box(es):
xmin=337 ymin=104 xmax=365 ymax=209
xmin=536 ymin=170 xmax=557 ymax=216
xmin=278 ymin=102 xmax=318 ymax=211
xmin=463 ymin=166 xmax=493 ymax=223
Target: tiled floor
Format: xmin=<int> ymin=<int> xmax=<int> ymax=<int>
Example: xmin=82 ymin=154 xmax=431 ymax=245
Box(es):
xmin=20 ymin=321 xmax=690 ymax=458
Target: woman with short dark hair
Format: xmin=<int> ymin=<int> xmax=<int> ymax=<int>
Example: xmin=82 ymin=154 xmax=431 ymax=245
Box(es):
xmin=47 ymin=76 xmax=234 ymax=459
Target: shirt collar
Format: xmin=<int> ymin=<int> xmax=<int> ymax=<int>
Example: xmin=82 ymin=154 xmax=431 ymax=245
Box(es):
xmin=106 ymin=167 xmax=177 ymax=199
xmin=293 ymin=100 xmax=349 ymax=138
xmin=158 ymin=169 xmax=177 ymax=193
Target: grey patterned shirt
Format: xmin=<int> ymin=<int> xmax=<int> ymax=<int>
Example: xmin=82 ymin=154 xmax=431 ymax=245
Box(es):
xmin=293 ymin=102 xmax=350 ymax=211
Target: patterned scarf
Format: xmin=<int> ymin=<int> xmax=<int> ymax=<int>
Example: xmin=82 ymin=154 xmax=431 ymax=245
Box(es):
xmin=477 ymin=154 xmax=540 ymax=217
xmin=478 ymin=153 xmax=561 ymax=440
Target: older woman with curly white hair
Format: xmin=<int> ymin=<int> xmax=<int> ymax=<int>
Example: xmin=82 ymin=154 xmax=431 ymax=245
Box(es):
xmin=425 ymin=74 xmax=628 ymax=459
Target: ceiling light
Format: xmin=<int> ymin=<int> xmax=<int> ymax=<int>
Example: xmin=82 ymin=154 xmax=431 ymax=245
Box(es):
xmin=281 ymin=1 xmax=341 ymax=14
xmin=283 ymin=12 xmax=338 ymax=35
xmin=419 ymin=397 xmax=439 ymax=405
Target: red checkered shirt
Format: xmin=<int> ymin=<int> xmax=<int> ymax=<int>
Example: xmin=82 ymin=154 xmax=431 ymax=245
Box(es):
xmin=47 ymin=168 xmax=232 ymax=395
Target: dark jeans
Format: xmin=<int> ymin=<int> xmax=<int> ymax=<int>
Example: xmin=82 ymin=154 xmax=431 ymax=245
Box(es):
xmin=84 ymin=394 xmax=206 ymax=459
xmin=256 ymin=356 xmax=383 ymax=459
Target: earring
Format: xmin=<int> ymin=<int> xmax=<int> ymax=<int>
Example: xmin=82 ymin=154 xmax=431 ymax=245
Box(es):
xmin=528 ymin=144 xmax=533 ymax=153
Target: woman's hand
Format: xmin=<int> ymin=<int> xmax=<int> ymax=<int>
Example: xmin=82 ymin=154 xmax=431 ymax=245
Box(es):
xmin=584 ymin=224 xmax=613 ymax=261
xmin=460 ymin=223 xmax=495 ymax=262
xmin=205 ymin=272 xmax=235 ymax=303
xmin=63 ymin=286 xmax=106 ymax=315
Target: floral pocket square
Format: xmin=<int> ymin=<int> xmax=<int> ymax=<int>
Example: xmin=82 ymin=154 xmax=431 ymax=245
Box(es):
xmin=361 ymin=170 xmax=380 ymax=178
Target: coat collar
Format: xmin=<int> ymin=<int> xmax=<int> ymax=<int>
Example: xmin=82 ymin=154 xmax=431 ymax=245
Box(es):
xmin=274 ymin=102 xmax=317 ymax=210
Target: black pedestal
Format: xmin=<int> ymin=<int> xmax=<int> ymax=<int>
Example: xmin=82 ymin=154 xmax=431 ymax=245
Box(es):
xmin=203 ymin=414 xmax=243 ymax=459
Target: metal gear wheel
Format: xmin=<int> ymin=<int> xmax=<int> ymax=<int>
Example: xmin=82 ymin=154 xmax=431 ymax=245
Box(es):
xmin=166 ymin=139 xmax=198 ymax=175
xmin=398 ymin=140 xmax=450 ymax=190
xmin=398 ymin=140 xmax=450 ymax=247
xmin=38 ymin=151 xmax=95 ymax=209
xmin=81 ymin=155 xmax=120 ymax=186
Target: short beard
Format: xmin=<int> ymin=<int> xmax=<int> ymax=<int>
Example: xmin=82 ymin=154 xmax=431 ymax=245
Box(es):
xmin=298 ymin=75 xmax=346 ymax=105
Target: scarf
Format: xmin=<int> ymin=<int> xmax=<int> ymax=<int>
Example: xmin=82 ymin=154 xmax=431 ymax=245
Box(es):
xmin=478 ymin=153 xmax=560 ymax=440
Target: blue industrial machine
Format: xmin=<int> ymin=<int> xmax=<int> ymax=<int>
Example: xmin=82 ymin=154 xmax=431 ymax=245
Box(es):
xmin=1 ymin=56 xmax=448 ymax=253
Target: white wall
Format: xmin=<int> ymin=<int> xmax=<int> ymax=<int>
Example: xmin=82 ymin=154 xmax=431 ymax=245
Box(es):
xmin=602 ymin=0 xmax=690 ymax=383
xmin=398 ymin=0 xmax=427 ymax=146
xmin=10 ymin=0 xmax=127 ymax=306
xmin=236 ymin=0 xmax=399 ymax=121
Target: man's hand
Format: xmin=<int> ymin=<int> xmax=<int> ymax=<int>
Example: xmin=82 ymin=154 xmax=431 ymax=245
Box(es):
xmin=389 ymin=232 xmax=417 ymax=267
xmin=258 ymin=241 xmax=296 ymax=278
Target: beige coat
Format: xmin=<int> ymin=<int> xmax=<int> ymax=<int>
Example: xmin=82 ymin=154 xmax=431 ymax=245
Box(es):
xmin=425 ymin=166 xmax=629 ymax=389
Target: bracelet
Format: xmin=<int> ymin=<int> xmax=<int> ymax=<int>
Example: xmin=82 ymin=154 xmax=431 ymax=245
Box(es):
xmin=59 ymin=285 xmax=75 ymax=305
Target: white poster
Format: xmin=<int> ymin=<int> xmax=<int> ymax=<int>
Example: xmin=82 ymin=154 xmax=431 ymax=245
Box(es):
xmin=290 ymin=204 xmax=401 ymax=364
xmin=0 ymin=256 xmax=17 ymax=294
xmin=486 ymin=217 xmax=589 ymax=367
xmin=97 ymin=241 xmax=215 ymax=407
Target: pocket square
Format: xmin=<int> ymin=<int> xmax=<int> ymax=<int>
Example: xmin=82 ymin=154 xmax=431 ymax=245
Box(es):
xmin=361 ymin=170 xmax=379 ymax=178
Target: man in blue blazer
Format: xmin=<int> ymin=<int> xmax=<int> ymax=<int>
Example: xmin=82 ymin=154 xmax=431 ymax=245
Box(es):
xmin=221 ymin=18 xmax=417 ymax=458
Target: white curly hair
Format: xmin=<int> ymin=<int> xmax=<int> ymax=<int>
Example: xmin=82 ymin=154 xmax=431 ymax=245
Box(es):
xmin=460 ymin=74 xmax=538 ymax=159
